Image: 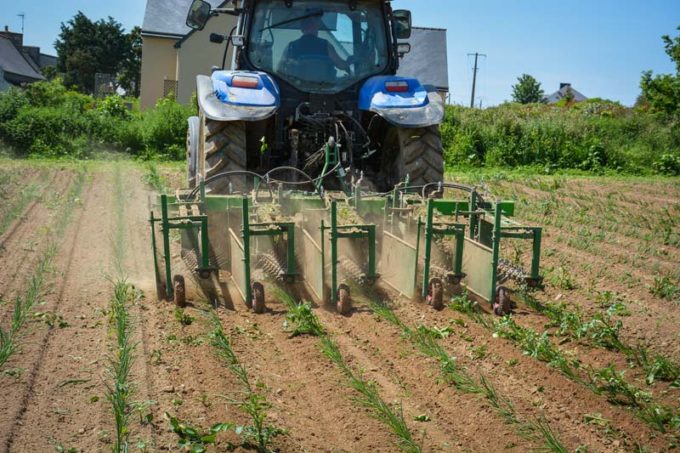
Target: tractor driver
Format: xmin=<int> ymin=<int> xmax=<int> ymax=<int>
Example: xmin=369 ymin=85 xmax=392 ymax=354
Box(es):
xmin=279 ymin=14 xmax=352 ymax=80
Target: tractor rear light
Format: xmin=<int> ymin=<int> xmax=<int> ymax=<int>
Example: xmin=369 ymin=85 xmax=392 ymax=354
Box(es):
xmin=385 ymin=81 xmax=409 ymax=92
xmin=232 ymin=76 xmax=260 ymax=89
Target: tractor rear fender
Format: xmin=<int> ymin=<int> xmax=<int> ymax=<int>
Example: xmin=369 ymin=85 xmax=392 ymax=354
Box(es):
xmin=196 ymin=71 xmax=281 ymax=122
xmin=359 ymin=76 xmax=444 ymax=128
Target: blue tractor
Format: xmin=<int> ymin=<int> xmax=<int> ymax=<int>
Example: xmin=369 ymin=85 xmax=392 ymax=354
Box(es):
xmin=185 ymin=0 xmax=445 ymax=193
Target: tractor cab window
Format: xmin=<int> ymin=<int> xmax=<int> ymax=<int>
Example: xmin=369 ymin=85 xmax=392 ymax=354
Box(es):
xmin=248 ymin=0 xmax=389 ymax=93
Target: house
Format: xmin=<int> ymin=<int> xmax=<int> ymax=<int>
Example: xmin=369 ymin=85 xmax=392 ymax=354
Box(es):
xmin=545 ymin=83 xmax=587 ymax=104
xmin=141 ymin=0 xmax=236 ymax=109
xmin=141 ymin=0 xmax=449 ymax=109
xmin=0 ymin=26 xmax=56 ymax=89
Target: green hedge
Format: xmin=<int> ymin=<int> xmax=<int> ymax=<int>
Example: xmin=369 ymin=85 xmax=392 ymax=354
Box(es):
xmin=441 ymin=101 xmax=680 ymax=175
xmin=0 ymin=80 xmax=195 ymax=160
xmin=1 ymin=81 xmax=679 ymax=176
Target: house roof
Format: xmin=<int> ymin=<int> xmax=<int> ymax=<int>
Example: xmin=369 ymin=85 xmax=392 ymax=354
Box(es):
xmin=398 ymin=27 xmax=449 ymax=91
xmin=142 ymin=0 xmax=225 ymax=38
xmin=545 ymin=83 xmax=587 ymax=104
xmin=0 ymin=36 xmax=44 ymax=84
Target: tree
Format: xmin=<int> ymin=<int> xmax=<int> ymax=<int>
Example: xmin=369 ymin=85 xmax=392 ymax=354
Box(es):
xmin=511 ymin=74 xmax=545 ymax=104
xmin=54 ymin=12 xmax=129 ymax=94
xmin=640 ymin=26 xmax=680 ymax=115
xmin=118 ymin=26 xmax=142 ymax=97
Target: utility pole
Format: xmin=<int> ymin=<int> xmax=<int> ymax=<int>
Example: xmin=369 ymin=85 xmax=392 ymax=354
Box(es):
xmin=467 ymin=52 xmax=486 ymax=108
xmin=18 ymin=13 xmax=25 ymax=34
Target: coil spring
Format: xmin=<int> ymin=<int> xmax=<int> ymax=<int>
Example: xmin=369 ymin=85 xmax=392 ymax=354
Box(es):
xmin=497 ymin=259 xmax=528 ymax=284
xmin=339 ymin=257 xmax=365 ymax=283
xmin=256 ymin=253 xmax=286 ymax=281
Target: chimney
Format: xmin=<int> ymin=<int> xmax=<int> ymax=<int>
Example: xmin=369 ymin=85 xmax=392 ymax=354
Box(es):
xmin=4 ymin=26 xmax=8 ymax=32
xmin=560 ymin=83 xmax=571 ymax=90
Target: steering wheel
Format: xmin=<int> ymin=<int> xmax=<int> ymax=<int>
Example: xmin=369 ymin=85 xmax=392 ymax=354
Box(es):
xmin=294 ymin=55 xmax=336 ymax=81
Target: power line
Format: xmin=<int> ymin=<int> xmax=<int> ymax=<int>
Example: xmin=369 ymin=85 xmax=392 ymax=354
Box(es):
xmin=467 ymin=52 xmax=486 ymax=108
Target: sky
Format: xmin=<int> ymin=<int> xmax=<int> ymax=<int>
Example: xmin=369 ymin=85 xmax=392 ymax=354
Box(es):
xmin=1 ymin=0 xmax=678 ymax=106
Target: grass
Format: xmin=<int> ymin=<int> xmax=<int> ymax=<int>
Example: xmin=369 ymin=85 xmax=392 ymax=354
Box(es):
xmin=207 ymin=314 xmax=285 ymax=452
xmin=517 ymin=291 xmax=680 ymax=386
xmin=369 ymin=298 xmax=569 ymax=451
xmin=0 ymin=165 xmax=86 ymax=369
xmin=107 ymin=162 xmax=140 ymax=453
xmin=472 ymin=303 xmax=680 ymax=434
xmin=272 ymin=286 xmax=422 ymax=452
xmin=320 ymin=336 xmax=423 ymax=453
xmin=106 ymin=282 xmax=140 ymax=453
xmin=0 ymin=182 xmax=42 ymax=236
xmin=142 ymin=162 xmax=166 ymax=193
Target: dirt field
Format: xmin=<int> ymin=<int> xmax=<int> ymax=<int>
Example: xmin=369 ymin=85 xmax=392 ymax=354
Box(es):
xmin=0 ymin=159 xmax=678 ymax=452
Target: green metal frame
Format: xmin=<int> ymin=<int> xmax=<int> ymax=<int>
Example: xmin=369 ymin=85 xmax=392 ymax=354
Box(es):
xmin=239 ymin=197 xmax=299 ymax=303
xmin=420 ymin=199 xmax=467 ymax=298
xmin=328 ymin=201 xmax=378 ymax=304
xmin=150 ymin=194 xmax=212 ymax=299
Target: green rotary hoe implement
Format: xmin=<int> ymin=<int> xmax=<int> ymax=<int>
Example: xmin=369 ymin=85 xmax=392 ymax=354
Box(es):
xmin=149 ymin=145 xmax=543 ymax=316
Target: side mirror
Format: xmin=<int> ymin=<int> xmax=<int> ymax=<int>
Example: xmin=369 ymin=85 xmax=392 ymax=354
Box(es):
xmin=187 ymin=0 xmax=212 ymax=31
xmin=392 ymin=10 xmax=412 ymax=40
xmin=397 ymin=43 xmax=411 ymax=58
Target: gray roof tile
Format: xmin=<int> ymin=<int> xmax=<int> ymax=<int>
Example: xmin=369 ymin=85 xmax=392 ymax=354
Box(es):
xmin=0 ymin=36 xmax=44 ymax=83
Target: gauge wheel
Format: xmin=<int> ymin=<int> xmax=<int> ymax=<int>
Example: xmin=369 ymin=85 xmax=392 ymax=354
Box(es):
xmin=336 ymin=284 xmax=352 ymax=316
xmin=252 ymin=282 xmax=266 ymax=314
xmin=173 ymin=275 xmax=186 ymax=308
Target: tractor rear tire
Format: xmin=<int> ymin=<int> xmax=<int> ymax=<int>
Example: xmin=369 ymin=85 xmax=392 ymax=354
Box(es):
xmin=393 ymin=126 xmax=444 ymax=188
xmin=187 ymin=116 xmax=199 ymax=188
xmin=188 ymin=117 xmax=247 ymax=193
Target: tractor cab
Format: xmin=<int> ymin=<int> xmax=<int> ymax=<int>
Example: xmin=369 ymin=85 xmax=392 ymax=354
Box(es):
xmin=247 ymin=0 xmax=394 ymax=94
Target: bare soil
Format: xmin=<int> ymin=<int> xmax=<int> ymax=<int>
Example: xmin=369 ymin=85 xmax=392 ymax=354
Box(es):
xmin=0 ymin=163 xmax=678 ymax=452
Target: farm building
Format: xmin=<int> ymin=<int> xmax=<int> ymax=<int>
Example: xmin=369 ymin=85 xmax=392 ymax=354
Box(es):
xmin=545 ymin=82 xmax=588 ymax=104
xmin=0 ymin=26 xmax=57 ymax=90
xmin=0 ymin=26 xmax=56 ymax=89
xmin=140 ymin=0 xmax=449 ymax=109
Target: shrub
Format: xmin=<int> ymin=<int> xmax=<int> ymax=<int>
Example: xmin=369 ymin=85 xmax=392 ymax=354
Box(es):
xmin=442 ymin=103 xmax=679 ymax=175
xmin=0 ymin=79 xmax=194 ymax=160
xmin=140 ymin=96 xmax=194 ymax=159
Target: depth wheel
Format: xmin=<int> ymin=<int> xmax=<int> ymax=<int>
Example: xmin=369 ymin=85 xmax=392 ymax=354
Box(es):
xmin=336 ymin=284 xmax=352 ymax=316
xmin=493 ymin=286 xmax=511 ymax=316
xmin=252 ymin=282 xmax=266 ymax=314
xmin=173 ymin=275 xmax=186 ymax=308
xmin=428 ymin=278 xmax=444 ymax=310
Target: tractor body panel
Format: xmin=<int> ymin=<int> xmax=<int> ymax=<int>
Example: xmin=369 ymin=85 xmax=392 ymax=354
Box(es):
xmin=197 ymin=74 xmax=280 ymax=122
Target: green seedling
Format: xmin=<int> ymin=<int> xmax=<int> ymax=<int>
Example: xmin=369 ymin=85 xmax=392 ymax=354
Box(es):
xmin=649 ymin=276 xmax=679 ymax=302
xmin=174 ymin=308 xmax=195 ymax=326
xmin=166 ymin=413 xmax=232 ymax=452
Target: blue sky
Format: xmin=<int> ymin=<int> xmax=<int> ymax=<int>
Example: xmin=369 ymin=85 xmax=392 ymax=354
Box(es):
xmin=1 ymin=0 xmax=678 ymax=106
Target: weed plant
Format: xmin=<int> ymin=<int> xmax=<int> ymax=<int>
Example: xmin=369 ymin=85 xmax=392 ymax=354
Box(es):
xmin=274 ymin=288 xmax=325 ymax=337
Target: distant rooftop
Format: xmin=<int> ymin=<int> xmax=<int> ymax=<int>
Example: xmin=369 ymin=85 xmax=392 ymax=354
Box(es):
xmin=0 ymin=35 xmax=44 ymax=85
xmin=545 ymin=83 xmax=587 ymax=104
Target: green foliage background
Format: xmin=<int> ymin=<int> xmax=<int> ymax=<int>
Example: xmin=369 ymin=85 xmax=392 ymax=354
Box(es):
xmin=0 ymin=80 xmax=194 ymax=160
xmin=0 ymin=80 xmax=678 ymax=176
xmin=441 ymin=100 xmax=680 ymax=176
